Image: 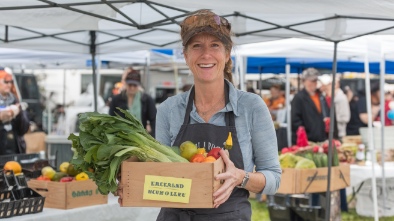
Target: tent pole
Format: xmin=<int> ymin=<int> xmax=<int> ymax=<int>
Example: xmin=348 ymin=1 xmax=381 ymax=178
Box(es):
xmin=285 ymin=64 xmax=291 ymax=146
xmin=5 ymin=25 xmax=8 ymax=42
xmin=259 ymin=66 xmax=262 ymax=97
xmin=364 ymin=49 xmax=379 ymax=221
xmin=237 ymin=54 xmax=245 ymax=91
xmin=325 ymin=41 xmax=338 ymax=221
xmin=379 ymin=52 xmax=386 ymax=216
xmin=90 ymin=31 xmax=98 ymax=112
xmin=146 ymin=53 xmax=151 ymax=92
xmin=63 ymin=69 xmax=66 ymax=107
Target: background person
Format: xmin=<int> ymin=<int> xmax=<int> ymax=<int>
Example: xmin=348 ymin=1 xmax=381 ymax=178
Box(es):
xmin=263 ymin=84 xmax=285 ymax=121
xmin=291 ymin=68 xmax=338 ymax=144
xmin=141 ymin=9 xmax=280 ymax=221
xmin=109 ymin=69 xmax=157 ymax=137
xmin=319 ymin=75 xmax=350 ymax=140
xmin=0 ymin=70 xmax=30 ymax=155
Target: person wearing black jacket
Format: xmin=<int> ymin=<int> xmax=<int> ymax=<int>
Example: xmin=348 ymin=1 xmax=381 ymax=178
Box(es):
xmin=109 ymin=69 xmax=157 ymax=137
xmin=291 ymin=68 xmax=338 ymax=144
xmin=0 ymin=70 xmax=30 ymax=155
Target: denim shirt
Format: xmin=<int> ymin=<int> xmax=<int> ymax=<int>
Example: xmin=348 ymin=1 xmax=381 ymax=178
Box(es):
xmin=156 ymin=81 xmax=281 ymax=194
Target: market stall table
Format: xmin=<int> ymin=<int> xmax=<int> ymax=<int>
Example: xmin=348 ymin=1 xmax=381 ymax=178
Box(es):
xmin=349 ymin=163 xmax=394 ymax=217
xmin=8 ymin=194 xmax=161 ymax=221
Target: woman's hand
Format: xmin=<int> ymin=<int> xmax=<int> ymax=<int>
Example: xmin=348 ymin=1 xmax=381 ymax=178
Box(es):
xmin=213 ymin=149 xmax=244 ymax=208
xmin=0 ymin=108 xmax=13 ymax=122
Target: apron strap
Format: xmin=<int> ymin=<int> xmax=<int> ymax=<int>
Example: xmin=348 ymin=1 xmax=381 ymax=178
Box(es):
xmin=183 ymin=81 xmax=234 ymax=126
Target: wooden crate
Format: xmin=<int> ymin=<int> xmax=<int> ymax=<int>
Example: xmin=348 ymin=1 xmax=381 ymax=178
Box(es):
xmin=277 ymin=164 xmax=350 ymax=194
xmin=121 ymin=157 xmax=225 ymax=208
xmin=28 ymin=179 xmax=108 ymax=209
xmin=342 ymin=135 xmax=362 ymax=145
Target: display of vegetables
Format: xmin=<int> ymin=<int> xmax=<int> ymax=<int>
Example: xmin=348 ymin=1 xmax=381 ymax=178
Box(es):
xmin=68 ymin=108 xmax=188 ymax=195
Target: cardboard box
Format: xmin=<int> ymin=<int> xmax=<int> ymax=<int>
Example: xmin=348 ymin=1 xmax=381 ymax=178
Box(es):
xmin=28 ymin=179 xmax=108 ymax=209
xmin=121 ymin=157 xmax=225 ymax=208
xmin=277 ymin=164 xmax=350 ymax=194
xmin=342 ymin=135 xmax=362 ymax=145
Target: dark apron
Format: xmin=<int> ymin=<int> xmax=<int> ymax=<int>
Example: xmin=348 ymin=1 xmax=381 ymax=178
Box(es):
xmin=156 ymin=84 xmax=251 ymax=221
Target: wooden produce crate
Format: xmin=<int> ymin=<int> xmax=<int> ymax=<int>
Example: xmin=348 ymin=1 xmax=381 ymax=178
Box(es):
xmin=277 ymin=164 xmax=350 ymax=194
xmin=27 ymin=179 xmax=108 ymax=209
xmin=121 ymin=156 xmax=225 ymax=208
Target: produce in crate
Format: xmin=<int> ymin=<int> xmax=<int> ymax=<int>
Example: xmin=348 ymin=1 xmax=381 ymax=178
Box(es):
xmin=180 ymin=141 xmax=198 ymax=161
xmin=3 ymin=161 xmax=22 ymax=174
xmin=68 ymin=108 xmax=188 ymax=195
xmin=279 ymin=153 xmax=316 ymax=169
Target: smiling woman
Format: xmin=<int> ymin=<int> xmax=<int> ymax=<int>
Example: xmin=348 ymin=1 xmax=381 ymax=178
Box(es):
xmin=150 ymin=9 xmax=281 ymax=221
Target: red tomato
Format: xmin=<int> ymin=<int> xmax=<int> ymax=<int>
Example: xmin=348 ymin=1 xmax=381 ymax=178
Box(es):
xmin=207 ymin=148 xmax=221 ymax=160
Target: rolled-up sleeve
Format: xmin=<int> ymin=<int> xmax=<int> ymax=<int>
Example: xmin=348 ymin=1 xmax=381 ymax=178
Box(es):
xmin=251 ymin=97 xmax=282 ymax=194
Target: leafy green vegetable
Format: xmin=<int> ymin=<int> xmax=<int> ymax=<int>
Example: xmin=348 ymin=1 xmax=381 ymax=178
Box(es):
xmin=68 ymin=108 xmax=188 ymax=195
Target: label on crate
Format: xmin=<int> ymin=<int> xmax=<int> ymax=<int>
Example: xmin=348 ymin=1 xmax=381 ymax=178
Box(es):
xmin=143 ymin=175 xmax=192 ymax=203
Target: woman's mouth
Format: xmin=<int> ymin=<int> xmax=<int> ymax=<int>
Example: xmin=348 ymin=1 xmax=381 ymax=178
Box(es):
xmin=198 ymin=64 xmax=215 ymax=68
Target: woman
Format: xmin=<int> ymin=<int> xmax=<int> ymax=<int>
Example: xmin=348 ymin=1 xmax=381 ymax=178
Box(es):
xmin=153 ymin=10 xmax=280 ymax=220
xmin=0 ymin=70 xmax=30 ymax=155
xmin=109 ymin=69 xmax=157 ymax=137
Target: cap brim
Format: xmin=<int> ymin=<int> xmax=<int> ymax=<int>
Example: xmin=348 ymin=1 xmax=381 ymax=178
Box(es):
xmin=125 ymin=80 xmax=140 ymax=85
xmin=182 ymin=26 xmax=230 ymax=46
xmin=304 ymin=76 xmax=318 ymax=81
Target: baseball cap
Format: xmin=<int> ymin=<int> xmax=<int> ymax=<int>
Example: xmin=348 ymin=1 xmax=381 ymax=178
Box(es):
xmin=302 ymin=68 xmax=320 ymax=81
xmin=125 ymin=70 xmax=141 ymax=86
xmin=180 ymin=9 xmax=232 ymax=48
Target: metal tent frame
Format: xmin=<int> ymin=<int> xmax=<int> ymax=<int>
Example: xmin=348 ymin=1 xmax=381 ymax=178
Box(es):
xmin=1 ymin=1 xmax=394 ymax=220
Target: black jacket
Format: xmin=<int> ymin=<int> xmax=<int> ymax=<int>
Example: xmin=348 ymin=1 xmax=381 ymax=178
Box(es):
xmin=0 ymin=102 xmax=30 ymax=155
xmin=291 ymin=89 xmax=338 ymax=144
xmin=109 ymin=91 xmax=157 ymax=137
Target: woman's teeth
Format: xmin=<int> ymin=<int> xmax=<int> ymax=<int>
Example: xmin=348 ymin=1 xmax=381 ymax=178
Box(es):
xmin=199 ymin=64 xmax=214 ymax=68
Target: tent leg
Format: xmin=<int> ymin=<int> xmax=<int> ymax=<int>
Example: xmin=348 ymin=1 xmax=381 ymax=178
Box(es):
xmin=379 ymin=53 xmax=386 ymax=216
xmin=365 ymin=49 xmax=379 ymax=221
xmin=285 ymin=64 xmax=291 ymax=146
xmin=325 ymin=41 xmax=338 ymax=221
xmin=90 ymin=31 xmax=98 ymax=112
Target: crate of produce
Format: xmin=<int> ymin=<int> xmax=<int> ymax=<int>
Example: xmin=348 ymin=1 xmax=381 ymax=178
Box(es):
xmin=277 ymin=164 xmax=350 ymax=194
xmin=0 ymin=171 xmax=45 ymax=218
xmin=120 ymin=156 xmax=225 ymax=208
xmin=27 ymin=179 xmax=108 ymax=209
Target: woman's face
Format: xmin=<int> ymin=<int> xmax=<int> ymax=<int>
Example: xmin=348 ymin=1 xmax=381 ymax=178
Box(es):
xmin=126 ymin=83 xmax=139 ymax=97
xmin=0 ymin=78 xmax=12 ymax=96
xmin=184 ymin=33 xmax=230 ymax=84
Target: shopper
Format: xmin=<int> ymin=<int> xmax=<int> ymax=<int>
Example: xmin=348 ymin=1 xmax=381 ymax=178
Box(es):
xmin=0 ymin=70 xmax=30 ymax=155
xmin=109 ymin=69 xmax=157 ymax=137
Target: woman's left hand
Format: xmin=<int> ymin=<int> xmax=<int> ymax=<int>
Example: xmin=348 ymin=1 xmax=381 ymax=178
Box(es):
xmin=213 ymin=149 xmax=244 ymax=208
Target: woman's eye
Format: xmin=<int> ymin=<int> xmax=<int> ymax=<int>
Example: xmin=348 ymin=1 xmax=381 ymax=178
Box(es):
xmin=192 ymin=44 xmax=201 ymax=48
xmin=211 ymin=43 xmax=220 ymax=48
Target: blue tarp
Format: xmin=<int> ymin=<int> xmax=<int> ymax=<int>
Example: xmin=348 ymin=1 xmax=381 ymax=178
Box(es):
xmin=152 ymin=49 xmax=394 ymax=74
xmin=246 ymin=57 xmax=394 ymax=74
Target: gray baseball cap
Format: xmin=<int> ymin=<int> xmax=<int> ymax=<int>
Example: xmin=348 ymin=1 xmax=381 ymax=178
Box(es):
xmin=302 ymin=68 xmax=320 ymax=81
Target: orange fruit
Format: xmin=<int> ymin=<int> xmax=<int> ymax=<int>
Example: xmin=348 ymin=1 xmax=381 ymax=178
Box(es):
xmin=202 ymin=156 xmax=216 ymax=163
xmin=4 ymin=161 xmax=22 ymax=174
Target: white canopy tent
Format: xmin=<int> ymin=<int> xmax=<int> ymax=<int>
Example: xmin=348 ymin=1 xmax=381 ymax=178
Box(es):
xmin=2 ymin=1 xmax=394 ymax=220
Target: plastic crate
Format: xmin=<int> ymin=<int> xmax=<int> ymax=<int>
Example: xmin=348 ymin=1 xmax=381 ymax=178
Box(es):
xmin=0 ymin=171 xmax=45 ymax=218
xmin=0 ymin=154 xmax=40 ymax=166
xmin=268 ymin=205 xmax=297 ymax=221
xmin=292 ymin=206 xmax=324 ymax=221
